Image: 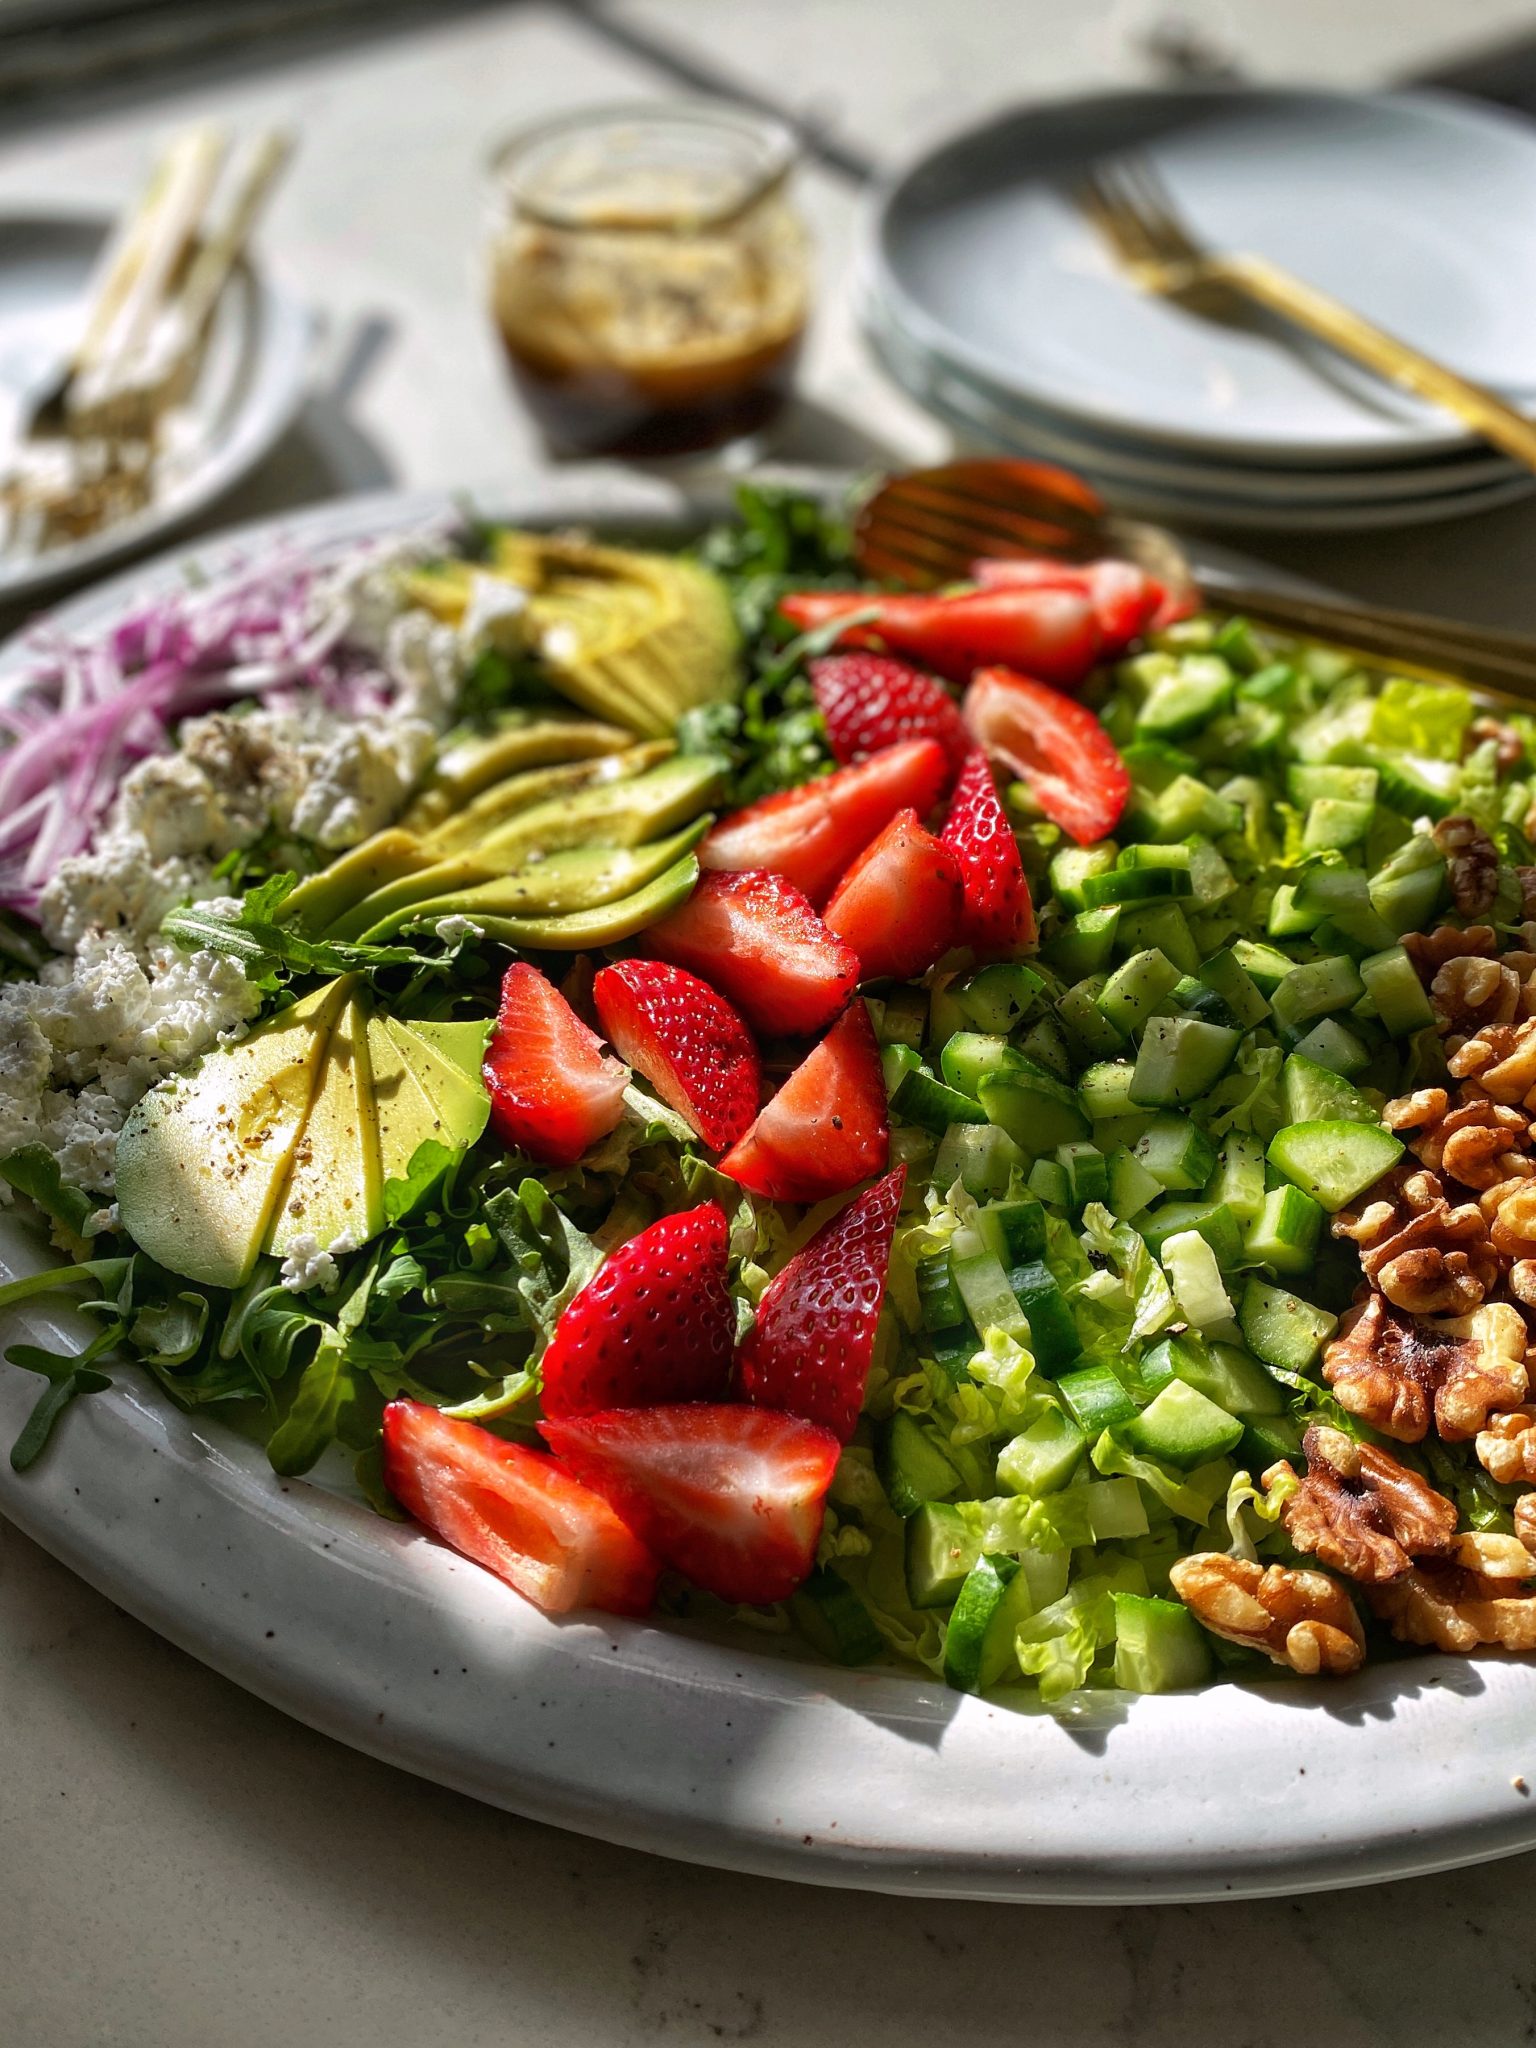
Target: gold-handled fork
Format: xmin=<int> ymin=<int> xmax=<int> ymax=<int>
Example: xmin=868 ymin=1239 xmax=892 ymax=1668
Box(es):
xmin=1075 ymin=153 xmax=1536 ymax=474
xmin=853 ymin=458 xmax=1536 ymax=705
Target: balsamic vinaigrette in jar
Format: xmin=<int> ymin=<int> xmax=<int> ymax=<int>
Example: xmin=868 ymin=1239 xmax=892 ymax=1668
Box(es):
xmin=488 ymin=103 xmax=810 ymax=459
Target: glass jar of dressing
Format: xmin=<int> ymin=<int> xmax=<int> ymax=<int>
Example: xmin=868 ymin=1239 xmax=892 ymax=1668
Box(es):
xmin=487 ymin=101 xmax=810 ymax=459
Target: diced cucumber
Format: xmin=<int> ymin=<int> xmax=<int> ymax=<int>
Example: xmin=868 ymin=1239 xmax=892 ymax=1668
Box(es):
xmin=1085 ymin=1476 xmax=1151 ymax=1541
xmin=895 ymin=1063 xmax=987 ymax=1134
xmin=1291 ymin=864 xmax=1397 ymax=953
xmin=1170 ymin=1336 xmax=1285 ymax=1417
xmin=1267 ymin=883 xmax=1318 ymax=939
xmin=1082 ymin=865 xmax=1194 ymax=910
xmin=1207 ymin=1130 xmax=1265 ymax=1226
xmin=1107 ymin=1144 xmax=1163 ymax=1220
xmin=951 ymin=1251 xmax=1029 ymax=1342
xmin=1018 ymin=1014 xmax=1072 ymax=1079
xmin=790 ymin=1566 xmax=885 ymax=1666
xmin=977 ymin=1058 xmax=1090 ymax=1155
xmin=876 ymin=1410 xmax=963 ymax=1517
xmin=976 ymin=1566 xmax=1041 ymax=1691
xmin=1287 ymin=762 xmax=1380 ymax=807
xmin=1238 ymin=1276 xmax=1338 ymax=1374
xmin=1130 ymin=1015 xmax=1241 ymax=1108
xmin=983 ymin=1196 xmax=1048 ymax=1262
xmin=1140 ymin=1198 xmax=1243 ymax=1271
xmin=1364 ymin=748 xmax=1461 ymax=820
xmin=1132 ymin=1113 xmax=1218 ymax=1192
xmin=1116 ymin=900 xmax=1200 ymax=973
xmin=1243 ymin=1183 xmax=1325 ymax=1277
xmin=939 ymin=1031 xmax=1010 ymax=1098
xmin=1168 ymin=973 xmax=1239 ymax=1029
xmin=1043 ymin=905 xmax=1121 ymax=980
xmin=1195 ymin=949 xmax=1270 ymax=1029
xmin=1027 ymin=1158 xmax=1071 ymax=1208
xmin=1369 ymin=834 xmax=1446 ymax=935
xmin=1281 ymin=1052 xmax=1377 ymax=1127
xmin=1057 ymin=1140 xmax=1109 ymax=1209
xmin=1159 ymin=1229 xmax=1233 ymax=1328
xmin=1059 ymin=976 xmax=1129 ymax=1057
xmin=943 ymin=1553 xmax=1024 ymax=1693
xmin=1010 ymin=1258 xmax=1081 ymax=1369
xmin=1290 ymin=1015 xmax=1371 ymax=1077
xmin=916 ymin=1251 xmax=966 ymax=1333
xmin=1136 ymin=655 xmax=1234 ymax=740
xmin=952 ymin=962 xmax=1045 ymax=1035
xmin=933 ymin=1122 xmax=1025 ymax=1199
xmin=1359 ymin=945 xmax=1436 ymax=1036
xmin=1267 ymin=1119 xmax=1403 ymax=1213
xmin=1078 ymin=1059 xmax=1140 ymax=1123
xmin=1270 ymin=955 xmax=1366 ymax=1039
xmin=996 ymin=1407 xmax=1087 ymax=1496
xmin=1099 ymin=948 xmax=1183 ymax=1037
xmin=1112 ymin=1592 xmax=1212 ymax=1693
xmin=1239 ymin=1412 xmax=1305 ymax=1469
xmin=1121 ymin=1377 xmax=1243 ymax=1469
xmin=1237 ymin=659 xmax=1298 ymax=705
xmin=1118 ymin=841 xmax=1193 ymax=871
xmin=1303 ymin=796 xmax=1373 ymax=853
xmin=1056 ymin=1362 xmax=1137 ymax=1432
xmin=905 ymin=1503 xmax=979 ymax=1609
xmin=875 ymin=986 xmax=928 ymax=1048
xmin=930 ymin=1334 xmax=975 ymax=1385
xmin=1213 ymin=616 xmax=1269 ymax=673
xmin=881 ymin=1042 xmax=922 ymax=1097
xmin=1230 ymin=938 xmax=1298 ymax=994
xmin=1049 ymin=844 xmax=1117 ymax=911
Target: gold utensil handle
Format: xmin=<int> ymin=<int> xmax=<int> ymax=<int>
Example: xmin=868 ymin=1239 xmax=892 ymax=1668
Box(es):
xmin=1215 ymin=251 xmax=1536 ymax=473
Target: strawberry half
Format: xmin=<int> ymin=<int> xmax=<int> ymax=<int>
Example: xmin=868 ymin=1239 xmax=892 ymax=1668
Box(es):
xmin=718 ymin=998 xmax=888 ymax=1203
xmin=646 ymin=868 xmax=859 ymax=1039
xmin=700 ymin=737 xmax=948 ymax=906
xmin=540 ymin=1201 xmax=736 ymax=1417
xmin=810 ymin=653 xmax=970 ymax=782
xmin=737 ymin=1164 xmax=907 ymax=1442
xmin=963 ymin=665 xmax=1130 ymax=846
xmin=382 ymin=1399 xmax=659 ymax=1616
xmin=593 ymin=959 xmax=759 ymax=1151
xmin=540 ymin=1404 xmax=841 ymax=1606
xmin=823 ymin=806 xmax=966 ymax=981
xmin=484 ymin=961 xmax=629 ymax=1167
xmin=778 ymin=586 xmax=1101 ymax=690
xmin=942 ymin=748 xmax=1036 ymax=954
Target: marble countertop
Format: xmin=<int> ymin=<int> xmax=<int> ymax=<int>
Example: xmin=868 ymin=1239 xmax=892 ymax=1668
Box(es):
xmin=7 ymin=4 xmax=1536 ymax=2041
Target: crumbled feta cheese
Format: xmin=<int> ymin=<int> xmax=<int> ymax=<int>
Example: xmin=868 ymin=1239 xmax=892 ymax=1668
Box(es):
xmin=38 ymin=834 xmax=209 ymax=954
xmin=433 ymin=914 xmax=483 ymax=948
xmin=540 ymin=622 xmax=579 ymax=664
xmin=460 ymin=572 xmax=528 ymax=649
xmin=289 ymin=716 xmax=437 ymax=848
xmin=279 ymin=1232 xmax=340 ymax=1293
xmin=385 ymin=610 xmax=465 ymax=728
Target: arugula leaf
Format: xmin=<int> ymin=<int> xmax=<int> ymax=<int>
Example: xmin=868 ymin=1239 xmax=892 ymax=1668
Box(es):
xmin=11 ymin=1367 xmax=113 ymax=1471
xmin=1 ymin=1146 xmax=99 ymax=1241
xmin=381 ymin=1138 xmax=459 ymax=1224
xmin=131 ymin=1292 xmax=209 ymax=1367
xmin=266 ymin=1327 xmax=358 ymax=1476
xmin=483 ymin=1178 xmax=602 ymax=1348
xmin=161 ymin=898 xmax=434 ymax=983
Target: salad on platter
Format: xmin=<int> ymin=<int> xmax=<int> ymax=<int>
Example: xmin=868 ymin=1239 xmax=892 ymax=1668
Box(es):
xmin=6 ymin=475 xmax=1536 ymax=1707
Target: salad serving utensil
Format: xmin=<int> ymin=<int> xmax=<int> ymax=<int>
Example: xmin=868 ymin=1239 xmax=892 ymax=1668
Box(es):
xmin=1074 ymin=152 xmax=1536 ymax=477
xmin=854 ymin=457 xmax=1536 ymax=703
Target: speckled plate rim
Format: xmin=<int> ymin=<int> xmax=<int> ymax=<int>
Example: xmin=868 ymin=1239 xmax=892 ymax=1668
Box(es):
xmin=4 ymin=471 xmax=1536 ymax=1907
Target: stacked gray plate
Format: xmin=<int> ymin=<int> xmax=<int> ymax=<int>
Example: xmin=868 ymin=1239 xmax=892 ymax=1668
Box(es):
xmin=860 ymin=87 xmax=1536 ymax=531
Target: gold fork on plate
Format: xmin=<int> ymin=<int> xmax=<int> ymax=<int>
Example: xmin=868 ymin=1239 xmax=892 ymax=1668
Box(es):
xmin=1074 ymin=153 xmax=1536 ymax=474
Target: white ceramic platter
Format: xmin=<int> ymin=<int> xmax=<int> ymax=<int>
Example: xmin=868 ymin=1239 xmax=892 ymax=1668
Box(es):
xmin=6 ymin=476 xmax=1536 ymax=1906
xmin=0 ymin=208 xmax=311 ymax=604
xmin=868 ymin=88 xmax=1536 ymax=465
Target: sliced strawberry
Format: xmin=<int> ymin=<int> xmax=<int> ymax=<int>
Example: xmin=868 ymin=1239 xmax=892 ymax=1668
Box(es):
xmin=484 ymin=961 xmax=629 ymax=1168
xmin=592 ymin=959 xmax=759 ymax=1151
xmin=823 ymin=806 xmax=966 ymax=980
xmin=779 ymin=587 xmax=1101 ymax=691
xmin=968 ymin=556 xmax=1160 ymax=654
xmin=647 ymin=868 xmax=859 ymax=1039
xmin=809 ymin=653 xmax=970 ymax=781
xmin=963 ymin=665 xmax=1130 ymax=846
xmin=540 ymin=1404 xmax=840 ymax=1605
xmin=699 ymin=737 xmax=948 ymax=907
xmin=718 ymin=998 xmax=888 ymax=1203
xmin=540 ymin=1202 xmax=735 ymax=1418
xmin=941 ymin=748 xmax=1036 ymax=954
xmin=737 ymin=1165 xmax=906 ymax=1442
xmin=382 ymin=1399 xmax=659 ymax=1616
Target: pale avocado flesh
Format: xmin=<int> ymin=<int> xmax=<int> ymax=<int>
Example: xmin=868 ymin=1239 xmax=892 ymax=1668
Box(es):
xmin=469 ymin=851 xmax=700 ymax=950
xmin=404 ymin=714 xmax=634 ymax=827
xmin=115 ymin=979 xmax=491 ymax=1289
xmin=474 ymin=755 xmax=723 ymax=863
xmin=278 ymin=830 xmax=439 ymax=937
xmin=420 ymin=741 xmax=673 ymax=856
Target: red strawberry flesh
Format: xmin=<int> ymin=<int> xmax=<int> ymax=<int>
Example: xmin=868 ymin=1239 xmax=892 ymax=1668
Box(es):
xmin=483 ymin=961 xmax=628 ymax=1168
xmin=823 ymin=806 xmax=966 ymax=981
xmin=539 ymin=1202 xmax=736 ymax=1417
xmin=718 ymin=997 xmax=888 ymax=1203
xmin=540 ymin=1403 xmax=840 ymax=1606
xmin=593 ymin=959 xmax=759 ymax=1151
xmin=963 ymin=664 xmax=1130 ymax=846
xmin=810 ymin=652 xmax=970 ymax=780
xmin=646 ymin=867 xmax=859 ymax=1039
xmin=737 ymin=1164 xmax=906 ymax=1442
xmin=942 ymin=748 xmax=1036 ymax=953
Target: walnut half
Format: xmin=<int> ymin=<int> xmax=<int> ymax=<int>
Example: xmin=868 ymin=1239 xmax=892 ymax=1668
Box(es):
xmin=1168 ymin=1553 xmax=1365 ymax=1676
xmin=1333 ymin=1168 xmax=1498 ymax=1316
xmin=1322 ymin=1295 xmax=1528 ymax=1443
xmin=1266 ymin=1425 xmax=1456 ymax=1584
xmin=1369 ymin=1560 xmax=1536 ymax=1654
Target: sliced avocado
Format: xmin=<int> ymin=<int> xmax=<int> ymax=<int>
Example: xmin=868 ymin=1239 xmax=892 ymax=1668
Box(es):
xmin=366 ymin=1016 xmax=462 ymax=1188
xmin=264 ymin=995 xmax=381 ymax=1258
xmin=363 ymin=818 xmax=709 ymax=939
xmin=116 ymin=976 xmax=356 ymax=1289
xmin=277 ymin=830 xmax=435 ymax=937
xmin=378 ymin=1017 xmax=491 ymax=1150
xmin=469 ymin=852 xmax=700 ymax=951
xmin=401 ymin=714 xmax=635 ymax=831
xmin=476 ymin=754 xmax=724 ymax=862
xmin=420 ymin=740 xmax=673 ymax=855
xmin=325 ymin=853 xmax=503 ymax=943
